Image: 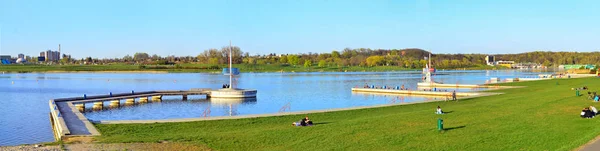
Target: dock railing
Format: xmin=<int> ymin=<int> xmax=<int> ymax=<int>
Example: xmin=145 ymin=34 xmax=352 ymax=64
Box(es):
xmin=48 ymin=100 xmax=70 ymax=140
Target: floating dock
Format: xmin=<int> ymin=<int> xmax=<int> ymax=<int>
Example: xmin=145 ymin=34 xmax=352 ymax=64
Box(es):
xmin=417 ymin=82 xmax=483 ymax=88
xmin=416 ymin=82 xmax=513 ymax=88
xmin=351 ymin=87 xmax=512 ymax=101
xmin=48 ymin=89 xmax=213 ymax=141
xmin=352 ymin=88 xmax=478 ymax=97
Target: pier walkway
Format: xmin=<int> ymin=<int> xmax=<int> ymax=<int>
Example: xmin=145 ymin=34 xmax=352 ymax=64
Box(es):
xmin=54 ymin=90 xmax=211 ymax=103
xmin=56 ymin=102 xmax=93 ymax=135
xmin=49 ymin=89 xmax=211 ymax=140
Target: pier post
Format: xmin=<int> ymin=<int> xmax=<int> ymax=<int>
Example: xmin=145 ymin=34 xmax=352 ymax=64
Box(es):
xmin=139 ymin=97 xmax=148 ymax=103
xmin=125 ymin=99 xmax=135 ymax=106
xmin=92 ymin=102 xmax=103 ymax=111
xmin=75 ymin=104 xmax=85 ymax=112
xmin=109 ymin=100 xmax=120 ymax=108
xmin=151 ymin=95 xmax=162 ymax=102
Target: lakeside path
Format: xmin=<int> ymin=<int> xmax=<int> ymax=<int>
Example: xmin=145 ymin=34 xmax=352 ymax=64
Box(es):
xmin=89 ymin=77 xmax=600 ymax=150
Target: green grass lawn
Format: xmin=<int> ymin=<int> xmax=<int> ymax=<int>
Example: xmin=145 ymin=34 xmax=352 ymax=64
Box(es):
xmin=95 ymin=77 xmax=600 ymax=150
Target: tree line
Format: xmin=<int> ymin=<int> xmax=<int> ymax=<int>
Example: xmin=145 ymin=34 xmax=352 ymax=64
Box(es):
xmin=66 ymin=46 xmax=600 ymax=69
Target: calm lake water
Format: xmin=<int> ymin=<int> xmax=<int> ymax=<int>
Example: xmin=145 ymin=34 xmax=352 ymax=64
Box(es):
xmin=0 ymin=70 xmax=547 ymax=146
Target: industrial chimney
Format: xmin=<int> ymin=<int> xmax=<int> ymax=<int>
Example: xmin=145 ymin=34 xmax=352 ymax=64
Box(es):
xmin=58 ymin=44 xmax=61 ymax=60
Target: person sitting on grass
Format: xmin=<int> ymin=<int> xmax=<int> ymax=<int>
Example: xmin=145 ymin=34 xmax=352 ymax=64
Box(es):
xmin=301 ymin=116 xmax=313 ymax=126
xmin=436 ymin=106 xmax=444 ymax=114
xmin=591 ymin=106 xmax=598 ymax=116
xmin=292 ymin=116 xmax=314 ymax=126
xmin=587 ymin=108 xmax=595 ymax=118
xmin=582 ymin=108 xmax=594 ymax=118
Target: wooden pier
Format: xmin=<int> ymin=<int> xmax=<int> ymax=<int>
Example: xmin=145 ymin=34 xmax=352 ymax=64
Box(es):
xmin=48 ymin=89 xmax=211 ymax=140
xmin=54 ymin=89 xmax=211 ymax=103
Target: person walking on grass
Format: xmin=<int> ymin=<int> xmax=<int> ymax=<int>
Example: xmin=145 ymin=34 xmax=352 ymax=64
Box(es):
xmin=452 ymin=90 xmax=457 ymax=101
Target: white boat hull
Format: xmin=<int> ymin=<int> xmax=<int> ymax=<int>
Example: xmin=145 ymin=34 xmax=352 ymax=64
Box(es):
xmin=209 ymin=89 xmax=257 ymax=98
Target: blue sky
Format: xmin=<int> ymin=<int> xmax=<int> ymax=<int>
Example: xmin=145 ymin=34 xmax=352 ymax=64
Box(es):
xmin=1 ymin=0 xmax=599 ymax=59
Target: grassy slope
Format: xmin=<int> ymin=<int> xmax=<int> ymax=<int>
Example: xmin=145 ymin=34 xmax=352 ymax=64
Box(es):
xmin=95 ymin=78 xmax=600 ymax=150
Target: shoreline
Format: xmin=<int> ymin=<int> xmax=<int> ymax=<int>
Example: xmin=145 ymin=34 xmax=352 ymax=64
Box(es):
xmin=1 ymin=68 xmax=553 ymax=74
xmin=96 ymin=90 xmax=506 ymax=124
xmin=45 ymin=70 xmax=170 ymax=73
xmin=0 ymin=64 xmax=509 ymax=73
xmin=95 ymin=93 xmax=496 ymax=124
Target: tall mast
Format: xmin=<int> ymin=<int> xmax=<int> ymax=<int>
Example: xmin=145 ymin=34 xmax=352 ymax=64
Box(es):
xmin=429 ymin=52 xmax=432 ymax=83
xmin=428 ymin=52 xmax=431 ymax=69
xmin=229 ymin=40 xmax=233 ymax=89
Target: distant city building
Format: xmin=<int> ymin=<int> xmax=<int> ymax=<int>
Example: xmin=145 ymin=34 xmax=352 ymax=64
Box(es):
xmin=38 ymin=56 xmax=46 ymax=62
xmin=485 ymin=56 xmax=495 ymax=66
xmin=18 ymin=54 xmax=25 ymax=59
xmin=514 ymin=63 xmax=544 ymax=69
xmin=40 ymin=50 xmax=60 ymax=62
xmin=559 ymin=64 xmax=596 ymax=70
xmin=16 ymin=58 xmax=27 ymax=64
xmin=0 ymin=55 xmax=10 ymax=60
xmin=0 ymin=55 xmax=11 ymax=65
xmin=496 ymin=61 xmax=515 ymax=68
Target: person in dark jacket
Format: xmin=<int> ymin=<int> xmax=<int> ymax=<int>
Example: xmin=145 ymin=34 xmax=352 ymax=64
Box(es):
xmin=300 ymin=116 xmax=313 ymax=126
xmin=452 ymin=90 xmax=457 ymax=101
xmin=582 ymin=108 xmax=595 ymax=118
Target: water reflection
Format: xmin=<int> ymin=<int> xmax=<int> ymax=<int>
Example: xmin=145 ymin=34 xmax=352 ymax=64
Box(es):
xmin=211 ymin=98 xmax=257 ymax=116
xmin=210 ymin=97 xmax=257 ymax=105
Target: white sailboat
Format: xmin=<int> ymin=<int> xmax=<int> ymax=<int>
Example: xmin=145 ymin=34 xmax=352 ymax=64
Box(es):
xmin=209 ymin=41 xmax=258 ymax=98
xmin=417 ymin=52 xmax=444 ymax=87
xmin=416 ymin=52 xmax=484 ymax=88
